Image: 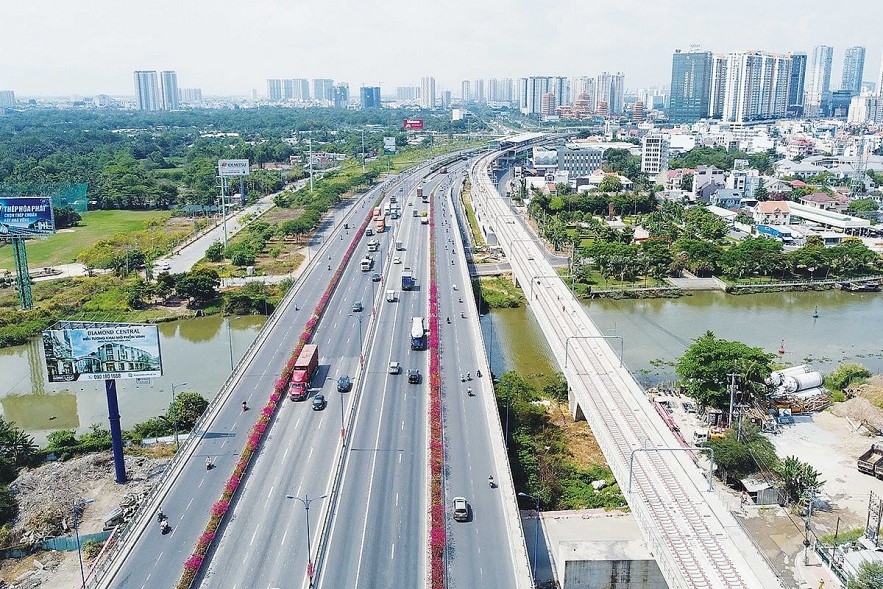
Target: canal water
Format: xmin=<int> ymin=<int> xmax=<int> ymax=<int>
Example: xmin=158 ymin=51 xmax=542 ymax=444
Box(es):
xmin=484 ymin=289 xmax=883 ymax=389
xmin=0 ymin=315 xmax=266 ymax=445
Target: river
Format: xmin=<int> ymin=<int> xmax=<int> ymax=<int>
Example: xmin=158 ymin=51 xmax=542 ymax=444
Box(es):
xmin=483 ymin=289 xmax=883 ymax=388
xmin=2 ymin=290 xmax=881 ymax=444
xmin=0 ymin=315 xmax=266 ymax=444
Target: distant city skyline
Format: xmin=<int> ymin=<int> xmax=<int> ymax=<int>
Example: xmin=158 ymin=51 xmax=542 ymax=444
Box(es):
xmin=3 ymin=0 xmax=883 ymax=97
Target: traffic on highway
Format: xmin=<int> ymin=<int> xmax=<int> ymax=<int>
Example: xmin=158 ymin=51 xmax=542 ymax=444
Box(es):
xmin=94 ymin=153 xmax=531 ymax=589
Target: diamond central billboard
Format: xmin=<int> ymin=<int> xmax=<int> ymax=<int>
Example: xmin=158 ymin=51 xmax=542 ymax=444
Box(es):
xmin=42 ymin=322 xmax=163 ymax=382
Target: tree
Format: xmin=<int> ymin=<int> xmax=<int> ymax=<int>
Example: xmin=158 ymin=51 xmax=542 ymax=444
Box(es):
xmin=753 ymin=178 xmax=769 ymax=201
xmin=598 ymin=175 xmax=623 ymax=193
xmin=0 ymin=417 xmax=37 ymax=467
xmin=169 ymin=391 xmax=209 ymax=431
xmin=204 ymin=241 xmax=224 ymax=262
xmin=675 ymin=332 xmax=774 ymax=409
xmin=0 ymin=485 xmax=18 ymax=525
xmin=53 ymin=206 xmax=82 ymax=229
xmin=850 ymin=561 xmax=883 ymax=589
xmin=175 ymin=268 xmax=220 ymax=307
xmin=777 ymin=455 xmax=824 ymax=504
xmin=707 ymin=424 xmax=779 ymax=480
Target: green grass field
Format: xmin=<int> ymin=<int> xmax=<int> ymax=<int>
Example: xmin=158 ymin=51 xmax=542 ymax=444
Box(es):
xmin=0 ymin=210 xmax=170 ymax=270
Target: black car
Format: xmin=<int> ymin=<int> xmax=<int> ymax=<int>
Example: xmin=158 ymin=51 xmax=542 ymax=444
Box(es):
xmin=407 ymin=369 xmax=421 ymax=384
xmin=311 ymin=394 xmax=327 ymax=411
xmin=371 ymin=272 xmax=381 ymax=282
xmin=337 ymin=375 xmax=352 ymax=392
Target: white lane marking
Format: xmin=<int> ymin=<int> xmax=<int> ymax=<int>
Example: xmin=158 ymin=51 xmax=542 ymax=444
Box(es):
xmin=249 ymin=527 xmax=259 ymax=546
xmin=186 ymin=497 xmax=194 ymax=511
xmin=283 ymin=447 xmax=290 ymax=462
xmin=401 ymin=420 xmax=405 ymax=431
xmin=390 ymin=543 xmax=396 ymax=560
xmin=308 ymin=447 xmax=314 ymax=459
xmin=399 ymin=453 xmax=402 ymax=464
xmin=395 ymin=493 xmax=399 ymax=507
xmin=281 ymin=530 xmax=287 ymax=545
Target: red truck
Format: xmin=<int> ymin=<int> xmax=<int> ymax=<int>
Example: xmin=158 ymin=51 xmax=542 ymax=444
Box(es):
xmin=289 ymin=344 xmax=319 ymax=401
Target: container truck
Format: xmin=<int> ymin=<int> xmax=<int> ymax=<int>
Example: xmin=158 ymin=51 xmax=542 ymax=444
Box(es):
xmin=410 ymin=317 xmax=426 ymax=350
xmin=288 ymin=344 xmax=319 ymax=401
xmin=401 ymin=267 xmax=415 ymax=290
xmin=416 ymin=186 xmax=424 ymax=200
xmin=360 ymin=256 xmax=373 ymax=271
xmin=375 ymin=217 xmax=386 ymax=233
xmin=373 ymin=206 xmax=383 ymax=219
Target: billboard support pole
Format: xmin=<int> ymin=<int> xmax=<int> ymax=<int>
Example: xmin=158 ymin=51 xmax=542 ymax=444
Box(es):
xmin=12 ymin=238 xmax=33 ymax=310
xmin=105 ymin=380 xmax=128 ymax=484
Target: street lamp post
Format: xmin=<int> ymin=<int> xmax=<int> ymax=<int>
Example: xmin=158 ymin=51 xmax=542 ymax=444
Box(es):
xmin=518 ymin=492 xmax=541 ymax=584
xmin=72 ymin=498 xmax=93 ymax=589
xmin=170 ymin=382 xmax=188 ymax=449
xmin=286 ymin=493 xmax=327 ymax=585
xmin=349 ymin=314 xmax=364 ymax=365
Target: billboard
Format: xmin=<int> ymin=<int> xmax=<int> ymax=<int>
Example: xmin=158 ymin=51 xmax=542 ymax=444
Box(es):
xmin=42 ymin=322 xmax=163 ymax=382
xmin=218 ymin=159 xmax=251 ymax=177
xmin=0 ymin=197 xmax=55 ymax=237
xmin=403 ymin=119 xmax=424 ymax=130
xmin=383 ymin=136 xmax=397 ymax=153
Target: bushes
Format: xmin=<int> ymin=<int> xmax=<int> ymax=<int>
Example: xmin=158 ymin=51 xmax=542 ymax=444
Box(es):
xmin=825 ymin=363 xmax=871 ymax=393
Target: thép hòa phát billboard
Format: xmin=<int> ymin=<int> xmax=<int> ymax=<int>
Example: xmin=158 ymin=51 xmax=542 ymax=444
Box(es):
xmin=403 ymin=119 xmax=424 ymax=130
xmin=218 ymin=159 xmax=251 ymax=177
xmin=0 ymin=197 xmax=55 ymax=237
xmin=42 ymin=322 xmax=163 ymax=382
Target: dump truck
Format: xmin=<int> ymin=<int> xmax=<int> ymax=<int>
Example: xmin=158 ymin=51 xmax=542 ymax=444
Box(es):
xmin=401 ymin=267 xmax=414 ymax=290
xmin=858 ymin=444 xmax=883 ymax=476
xmin=288 ymin=344 xmax=318 ymax=401
xmin=410 ymin=316 xmax=426 ymax=350
xmin=360 ymin=256 xmax=373 ymax=272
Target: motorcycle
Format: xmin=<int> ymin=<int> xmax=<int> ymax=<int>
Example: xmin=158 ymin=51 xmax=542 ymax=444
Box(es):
xmin=488 ymin=476 xmax=495 ymax=488
xmin=446 ymin=317 xmax=450 ymax=324
xmin=460 ymin=374 xmax=465 ymax=382
xmin=466 ymin=372 xmax=471 ymax=381
xmin=476 ymin=369 xmax=482 ymax=378
xmin=466 ymin=388 xmax=474 ymax=396
xmin=160 ymin=520 xmax=170 ymax=534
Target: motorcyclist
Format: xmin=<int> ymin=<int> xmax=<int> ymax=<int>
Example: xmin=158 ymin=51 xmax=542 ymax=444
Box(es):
xmin=446 ymin=317 xmax=450 ymax=324
xmin=205 ymin=458 xmax=212 ymax=470
xmin=488 ymin=475 xmax=494 ymax=487
xmin=241 ymin=401 xmax=249 ymax=411
xmin=466 ymin=372 xmax=471 ymax=380
xmin=157 ymin=508 xmax=165 ymax=522
xmin=466 ymin=387 xmax=473 ymax=396
xmin=476 ymin=369 xmax=482 ymax=378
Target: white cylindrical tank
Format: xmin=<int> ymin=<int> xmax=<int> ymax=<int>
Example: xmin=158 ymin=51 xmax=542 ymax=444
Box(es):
xmin=782 ymin=372 xmax=823 ymax=393
xmin=767 ymin=365 xmax=810 ymax=386
xmin=791 ymin=386 xmax=828 ymax=400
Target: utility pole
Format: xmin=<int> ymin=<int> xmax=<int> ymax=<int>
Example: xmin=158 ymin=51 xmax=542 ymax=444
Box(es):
xmin=727 ymin=371 xmax=739 ymax=428
xmin=308 ymin=134 xmax=314 ymax=193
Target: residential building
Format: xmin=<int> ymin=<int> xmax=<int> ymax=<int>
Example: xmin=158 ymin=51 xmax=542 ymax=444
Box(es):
xmin=420 ymin=76 xmax=436 ymax=109
xmin=847 ymin=94 xmax=883 ymax=125
xmin=461 ymin=80 xmax=471 ymax=102
xmin=267 ymin=79 xmax=283 ymax=101
xmin=728 ymin=167 xmax=761 ymax=197
xmin=159 ymin=71 xmax=179 ymax=111
xmin=709 ymin=51 xmax=792 ymax=122
xmin=805 ymin=45 xmax=833 ymax=117
xmin=133 ymin=70 xmax=161 ymax=111
xmin=179 ymin=88 xmax=202 ymax=104
xmin=878 ymin=49 xmax=883 ymax=97
xmin=570 ymin=77 xmax=595 ymax=110
xmin=541 ymin=92 xmax=557 ymax=117
xmin=597 ymin=71 xmax=625 ymax=114
xmin=283 ymin=79 xmax=310 ymax=101
xmin=441 ymin=90 xmax=452 ymax=108
xmin=472 ymin=79 xmax=485 ymax=104
xmin=753 ymin=201 xmax=791 ymax=226
xmin=693 ymin=165 xmax=726 ymax=202
xmin=788 ymin=53 xmax=807 ymax=116
xmin=0 ymin=90 xmax=15 ymax=107
xmin=831 ymin=89 xmax=854 ymax=118
xmin=313 ymin=79 xmax=334 ymax=102
xmin=668 ymin=49 xmax=713 ymax=123
xmin=333 ymin=84 xmax=349 ymax=108
xmin=709 ymin=189 xmax=745 ymax=209
xmin=640 ymin=133 xmax=670 ymax=174
xmin=396 ymin=86 xmax=417 ymax=101
xmin=360 ymin=86 xmax=381 ymax=109
xmin=841 ymin=46 xmax=866 ymax=97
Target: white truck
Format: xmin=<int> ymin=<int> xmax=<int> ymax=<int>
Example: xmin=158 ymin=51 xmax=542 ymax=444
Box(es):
xmin=360 ymin=256 xmax=373 ymax=272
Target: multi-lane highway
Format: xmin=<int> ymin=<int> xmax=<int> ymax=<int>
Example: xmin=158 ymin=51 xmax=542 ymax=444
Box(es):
xmin=93 ymin=151 xmax=533 ymax=589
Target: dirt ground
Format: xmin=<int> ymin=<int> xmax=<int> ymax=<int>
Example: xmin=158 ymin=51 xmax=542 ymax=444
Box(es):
xmin=0 ymin=451 xmax=170 ymax=589
xmin=548 ymin=401 xmax=608 ymax=467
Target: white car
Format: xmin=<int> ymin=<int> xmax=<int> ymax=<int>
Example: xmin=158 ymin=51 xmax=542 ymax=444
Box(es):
xmin=393 ymin=256 xmax=401 ymax=264
xmin=157 ymin=261 xmax=171 ymax=271
xmin=388 ymin=362 xmax=401 ymax=375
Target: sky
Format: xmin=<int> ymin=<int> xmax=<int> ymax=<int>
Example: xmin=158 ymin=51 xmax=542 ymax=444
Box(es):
xmin=4 ymin=0 xmax=883 ymax=97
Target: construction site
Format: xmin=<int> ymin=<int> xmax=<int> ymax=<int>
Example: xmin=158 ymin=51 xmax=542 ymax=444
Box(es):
xmin=649 ymin=370 xmax=883 ymax=587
